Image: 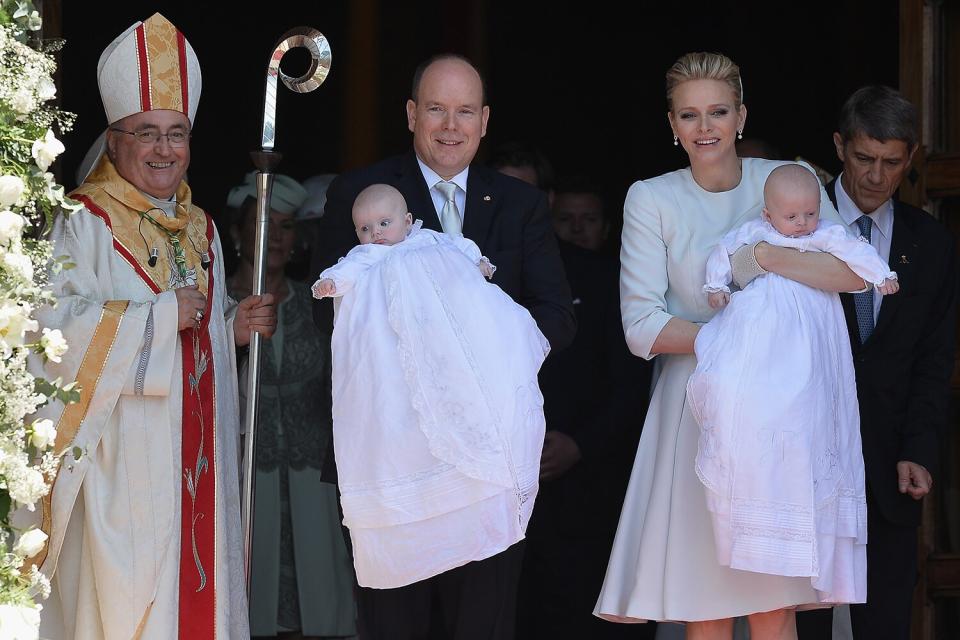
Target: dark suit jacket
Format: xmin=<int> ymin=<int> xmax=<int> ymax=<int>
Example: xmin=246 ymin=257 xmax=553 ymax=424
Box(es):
xmin=311 ymin=150 xmax=576 ymax=351
xmin=827 ymin=178 xmax=957 ymax=526
xmin=539 ymin=242 xmax=650 ymax=462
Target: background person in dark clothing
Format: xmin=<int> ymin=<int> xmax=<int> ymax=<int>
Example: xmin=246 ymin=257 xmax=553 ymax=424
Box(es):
xmin=494 ymin=170 xmax=654 ymax=639
xmin=794 ymin=86 xmax=958 ymax=640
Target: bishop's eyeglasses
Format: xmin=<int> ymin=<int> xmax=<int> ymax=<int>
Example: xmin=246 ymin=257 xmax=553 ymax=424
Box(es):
xmin=110 ymin=128 xmax=191 ymax=147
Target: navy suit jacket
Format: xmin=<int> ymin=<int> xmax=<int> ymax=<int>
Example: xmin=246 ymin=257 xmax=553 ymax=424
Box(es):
xmin=827 ymin=178 xmax=957 ymax=526
xmin=310 ymin=150 xmax=576 ymax=351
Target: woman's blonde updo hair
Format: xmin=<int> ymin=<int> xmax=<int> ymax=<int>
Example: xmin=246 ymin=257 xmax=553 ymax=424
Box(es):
xmin=666 ymin=52 xmax=743 ymax=111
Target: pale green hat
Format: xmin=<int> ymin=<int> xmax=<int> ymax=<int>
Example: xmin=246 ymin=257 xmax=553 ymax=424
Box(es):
xmin=226 ymin=171 xmax=308 ymax=215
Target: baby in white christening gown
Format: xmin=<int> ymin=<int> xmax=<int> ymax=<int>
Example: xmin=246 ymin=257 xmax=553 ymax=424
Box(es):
xmin=687 ymin=164 xmax=897 ymax=604
xmin=312 ymin=184 xmax=549 ymax=589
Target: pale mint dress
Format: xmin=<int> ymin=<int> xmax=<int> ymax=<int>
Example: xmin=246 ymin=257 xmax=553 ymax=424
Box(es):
xmin=595 ymin=159 xmax=843 ymax=623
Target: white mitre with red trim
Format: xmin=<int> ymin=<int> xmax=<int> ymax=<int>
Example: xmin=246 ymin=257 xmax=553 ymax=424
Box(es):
xmin=97 ymin=12 xmax=201 ymax=125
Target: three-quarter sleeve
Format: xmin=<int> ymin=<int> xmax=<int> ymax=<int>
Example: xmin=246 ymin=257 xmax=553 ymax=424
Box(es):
xmin=619 ymin=180 xmax=672 ymax=360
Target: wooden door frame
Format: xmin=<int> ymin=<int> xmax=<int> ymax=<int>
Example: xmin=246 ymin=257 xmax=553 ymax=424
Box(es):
xmin=901 ymin=2 xmax=960 ymax=639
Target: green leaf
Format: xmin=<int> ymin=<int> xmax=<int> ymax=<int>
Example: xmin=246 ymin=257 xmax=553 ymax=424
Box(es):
xmin=33 ymin=377 xmax=56 ymax=396
xmin=0 ymin=491 xmax=10 ymax=526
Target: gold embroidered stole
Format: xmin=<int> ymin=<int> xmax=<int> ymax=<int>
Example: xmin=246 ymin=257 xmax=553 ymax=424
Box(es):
xmin=70 ymin=155 xmax=211 ymax=296
xmin=31 ymin=300 xmax=129 ymax=572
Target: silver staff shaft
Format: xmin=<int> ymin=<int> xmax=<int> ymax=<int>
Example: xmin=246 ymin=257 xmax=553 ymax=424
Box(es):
xmin=240 ymin=168 xmax=275 ymax=593
xmin=241 ymin=27 xmax=332 ymax=596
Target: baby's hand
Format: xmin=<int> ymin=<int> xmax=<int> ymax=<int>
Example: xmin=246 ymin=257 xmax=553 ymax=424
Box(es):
xmin=877 ymin=278 xmax=900 ymax=295
xmin=311 ymin=278 xmax=336 ymax=298
xmin=478 ymin=258 xmax=496 ymax=279
xmin=707 ymin=291 xmax=730 ymax=309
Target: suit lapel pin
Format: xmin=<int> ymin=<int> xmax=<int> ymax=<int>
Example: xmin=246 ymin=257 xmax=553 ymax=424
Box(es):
xmin=900 ymin=255 xmax=909 ymax=264
xmin=483 ymin=195 xmax=491 ymax=201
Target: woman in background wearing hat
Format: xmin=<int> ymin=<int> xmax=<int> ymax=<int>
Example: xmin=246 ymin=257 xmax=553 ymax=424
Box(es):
xmin=286 ymin=173 xmax=338 ymax=282
xmin=227 ymin=172 xmax=357 ymax=640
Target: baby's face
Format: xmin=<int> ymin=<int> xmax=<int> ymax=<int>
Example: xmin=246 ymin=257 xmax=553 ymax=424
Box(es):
xmin=353 ymin=206 xmax=412 ymax=246
xmin=763 ymin=188 xmax=820 ymax=238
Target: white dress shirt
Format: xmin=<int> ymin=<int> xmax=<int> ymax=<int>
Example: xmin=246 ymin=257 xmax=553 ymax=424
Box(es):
xmin=834 ymin=174 xmax=894 ymax=322
xmin=417 ymin=157 xmax=469 ymax=224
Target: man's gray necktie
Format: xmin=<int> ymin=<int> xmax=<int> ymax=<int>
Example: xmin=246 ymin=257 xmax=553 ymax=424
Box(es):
xmin=853 ymin=215 xmax=875 ymax=343
xmin=435 ymin=180 xmax=462 ymax=235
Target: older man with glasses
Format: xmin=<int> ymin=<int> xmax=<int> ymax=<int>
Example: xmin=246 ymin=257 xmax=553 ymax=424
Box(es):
xmin=31 ymin=13 xmax=275 ymax=640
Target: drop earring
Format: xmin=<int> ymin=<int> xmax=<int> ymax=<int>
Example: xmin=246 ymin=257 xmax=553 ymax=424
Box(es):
xmin=673 ymin=135 xmax=679 ymax=146
xmin=737 ymin=130 xmax=743 ymax=140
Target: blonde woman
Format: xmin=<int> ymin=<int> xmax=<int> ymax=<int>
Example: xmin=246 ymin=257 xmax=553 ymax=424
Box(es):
xmin=594 ymin=52 xmax=864 ymax=639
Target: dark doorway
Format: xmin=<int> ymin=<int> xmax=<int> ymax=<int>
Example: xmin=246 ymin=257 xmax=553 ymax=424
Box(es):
xmin=56 ymin=1 xmax=898 ymax=225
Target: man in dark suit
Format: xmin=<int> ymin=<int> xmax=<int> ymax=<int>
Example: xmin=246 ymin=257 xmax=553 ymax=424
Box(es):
xmin=797 ymin=86 xmax=957 ymax=639
xmin=311 ymin=53 xmax=575 ymax=640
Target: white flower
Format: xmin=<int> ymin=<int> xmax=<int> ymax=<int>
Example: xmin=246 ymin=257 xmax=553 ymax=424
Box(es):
xmin=0 ymin=210 xmax=25 ymax=244
xmin=0 ymin=603 xmax=40 ymax=640
xmin=0 ymin=7 xmax=75 ymax=617
xmin=31 ymin=130 xmax=64 ymax=171
xmin=36 ymin=76 xmax=56 ymax=101
xmin=13 ymin=529 xmax=47 ymax=558
xmin=6 ymin=464 xmax=48 ymax=508
xmin=0 ymin=301 xmax=37 ymax=347
xmin=0 ymin=176 xmax=25 ymax=208
xmin=28 ymin=565 xmax=50 ymax=600
xmin=29 ymin=419 xmax=56 ymax=450
xmin=12 ymin=2 xmax=42 ymax=31
xmin=39 ymin=328 xmax=68 ymax=363
xmin=2 ymin=251 xmax=34 ymax=281
xmin=10 ymin=87 xmax=35 ymax=115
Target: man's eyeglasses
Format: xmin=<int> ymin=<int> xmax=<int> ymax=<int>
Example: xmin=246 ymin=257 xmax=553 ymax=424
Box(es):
xmin=110 ymin=128 xmax=191 ymax=147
